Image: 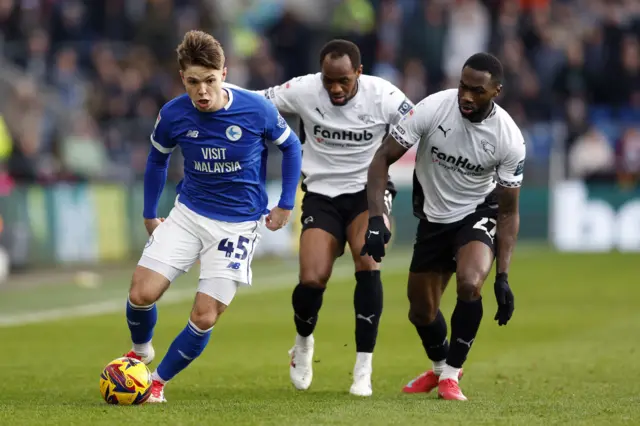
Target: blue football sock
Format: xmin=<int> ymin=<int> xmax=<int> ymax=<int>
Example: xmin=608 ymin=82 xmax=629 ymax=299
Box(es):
xmin=126 ymin=298 xmax=157 ymax=345
xmin=155 ymin=320 xmax=212 ymax=382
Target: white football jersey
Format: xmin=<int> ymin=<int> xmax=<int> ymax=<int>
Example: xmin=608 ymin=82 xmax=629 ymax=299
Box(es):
xmin=390 ymin=89 xmax=526 ymax=224
xmin=258 ymin=73 xmax=413 ymax=197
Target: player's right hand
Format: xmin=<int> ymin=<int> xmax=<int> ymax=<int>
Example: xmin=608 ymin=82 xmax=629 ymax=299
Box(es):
xmin=266 ymin=207 xmax=291 ymax=231
xmin=494 ymin=272 xmax=515 ymax=326
xmin=144 ymin=218 xmax=165 ymax=236
xmin=360 ymin=215 xmax=391 ymax=263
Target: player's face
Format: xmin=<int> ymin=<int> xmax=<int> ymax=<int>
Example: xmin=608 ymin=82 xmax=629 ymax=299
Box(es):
xmin=321 ymin=55 xmax=362 ymax=106
xmin=457 ymin=66 xmax=501 ymax=121
xmin=181 ymin=65 xmax=227 ymax=112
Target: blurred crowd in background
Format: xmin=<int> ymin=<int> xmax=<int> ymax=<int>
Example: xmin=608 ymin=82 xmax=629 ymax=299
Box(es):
xmin=0 ymin=0 xmax=638 ymax=188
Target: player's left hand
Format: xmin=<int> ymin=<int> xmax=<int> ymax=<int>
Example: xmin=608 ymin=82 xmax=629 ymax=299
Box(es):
xmin=360 ymin=215 xmax=391 ymax=263
xmin=266 ymin=207 xmax=291 ymax=231
xmin=143 ymin=217 xmax=165 ymax=236
xmin=494 ymin=272 xmax=514 ymax=326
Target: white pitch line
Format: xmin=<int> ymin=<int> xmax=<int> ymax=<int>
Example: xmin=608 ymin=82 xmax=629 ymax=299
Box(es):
xmin=0 ymin=255 xmax=410 ymax=328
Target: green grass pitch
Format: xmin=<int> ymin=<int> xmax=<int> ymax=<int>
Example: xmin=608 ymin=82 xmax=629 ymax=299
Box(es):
xmin=0 ymin=247 xmax=638 ymax=425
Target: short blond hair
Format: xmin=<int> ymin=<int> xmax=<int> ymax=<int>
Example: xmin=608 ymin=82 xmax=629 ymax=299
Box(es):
xmin=176 ymin=30 xmax=225 ymax=71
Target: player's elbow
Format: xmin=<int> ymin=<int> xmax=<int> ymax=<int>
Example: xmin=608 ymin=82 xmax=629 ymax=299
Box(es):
xmin=279 ymin=135 xmax=302 ymax=154
xmin=147 ymin=148 xmax=170 ymax=168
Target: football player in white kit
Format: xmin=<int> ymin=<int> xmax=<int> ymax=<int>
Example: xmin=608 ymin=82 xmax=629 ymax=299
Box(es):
xmin=362 ymin=53 xmax=525 ymax=401
xmin=258 ymin=39 xmax=413 ymax=396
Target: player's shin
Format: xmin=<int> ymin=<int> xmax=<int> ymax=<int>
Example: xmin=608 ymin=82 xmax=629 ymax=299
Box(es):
xmin=292 ymin=283 xmax=325 ymax=338
xmin=126 ymin=298 xmax=157 ymax=356
xmin=153 ymin=320 xmax=213 ymax=383
xmin=411 ymin=310 xmax=449 ymax=375
xmin=354 ymin=271 xmax=383 ymax=358
xmin=444 ymin=297 xmax=483 ymax=381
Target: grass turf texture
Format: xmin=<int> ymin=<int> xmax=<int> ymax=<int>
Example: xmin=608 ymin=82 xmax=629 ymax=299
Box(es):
xmin=0 ymin=247 xmax=638 ymax=425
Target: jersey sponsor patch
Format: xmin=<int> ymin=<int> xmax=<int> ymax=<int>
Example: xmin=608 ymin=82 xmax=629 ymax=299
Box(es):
xmin=497 ymin=178 xmax=521 ymax=188
xmin=265 ymin=87 xmax=275 ymax=100
xmin=397 ymin=99 xmax=412 ymax=116
xmin=390 ymin=126 xmax=412 ymax=149
xmin=277 ymin=114 xmax=287 ymax=129
xmin=515 ymin=159 xmax=525 ymax=176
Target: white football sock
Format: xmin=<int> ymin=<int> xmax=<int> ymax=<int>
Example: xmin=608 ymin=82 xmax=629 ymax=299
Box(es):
xmin=132 ymin=341 xmax=151 ymax=356
xmin=432 ymin=359 xmax=446 ymax=376
xmin=355 ymin=352 xmax=373 ymax=371
xmin=296 ymin=333 xmax=314 ymax=348
xmin=151 ymin=370 xmax=167 ymax=384
xmin=439 ymin=364 xmax=461 ymax=382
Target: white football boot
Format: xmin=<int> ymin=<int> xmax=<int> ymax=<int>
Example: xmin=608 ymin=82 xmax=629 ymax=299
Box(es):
xmin=288 ymin=334 xmax=314 ymax=390
xmin=349 ymin=352 xmax=373 ymax=396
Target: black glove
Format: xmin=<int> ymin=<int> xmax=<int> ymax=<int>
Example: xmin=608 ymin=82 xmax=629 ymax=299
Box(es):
xmin=494 ymin=272 xmax=514 ymax=326
xmin=360 ymin=216 xmax=391 ymax=263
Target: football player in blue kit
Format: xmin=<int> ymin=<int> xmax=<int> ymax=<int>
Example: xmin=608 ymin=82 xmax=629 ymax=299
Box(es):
xmin=120 ymin=30 xmax=302 ymax=403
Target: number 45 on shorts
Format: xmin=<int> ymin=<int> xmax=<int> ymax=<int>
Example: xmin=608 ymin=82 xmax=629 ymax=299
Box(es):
xmin=217 ymin=236 xmax=250 ymax=260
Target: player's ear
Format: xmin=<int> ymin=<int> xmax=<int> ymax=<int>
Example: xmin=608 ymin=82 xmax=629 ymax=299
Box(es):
xmin=221 ymin=67 xmax=227 ymax=81
xmin=179 ymin=70 xmax=185 ymax=84
xmin=356 ymin=64 xmax=363 ymax=77
xmin=493 ymin=83 xmax=502 ymax=99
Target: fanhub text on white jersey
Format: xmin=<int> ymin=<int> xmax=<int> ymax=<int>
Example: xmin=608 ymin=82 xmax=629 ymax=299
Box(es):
xmin=260 ymin=73 xmax=413 ymax=197
xmin=390 ymin=89 xmax=527 ymax=224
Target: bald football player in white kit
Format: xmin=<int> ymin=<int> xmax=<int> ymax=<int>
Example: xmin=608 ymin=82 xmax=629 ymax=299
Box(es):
xmin=363 ymin=53 xmax=525 ymax=401
xmin=258 ymin=39 xmax=413 ymax=396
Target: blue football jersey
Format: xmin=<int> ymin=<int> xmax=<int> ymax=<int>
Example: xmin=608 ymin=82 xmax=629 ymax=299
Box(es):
xmin=150 ymin=87 xmax=294 ymax=222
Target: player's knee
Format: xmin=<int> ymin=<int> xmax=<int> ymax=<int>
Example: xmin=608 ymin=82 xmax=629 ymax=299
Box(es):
xmin=408 ymin=306 xmax=439 ymax=326
xmin=407 ymin=298 xmax=439 ymax=326
xmin=129 ymin=267 xmax=165 ymax=306
xmin=190 ymin=303 xmax=225 ymax=330
xmin=299 ymin=272 xmax=330 ymax=289
xmin=456 ymin=270 xmax=483 ymax=301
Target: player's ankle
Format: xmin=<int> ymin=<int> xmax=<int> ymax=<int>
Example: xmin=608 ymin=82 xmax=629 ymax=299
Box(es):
xmin=355 ymin=352 xmax=373 ymax=370
xmin=296 ymin=333 xmax=314 ymax=347
xmin=133 ymin=341 xmax=152 ymax=356
xmin=439 ymin=364 xmax=461 ymax=382
xmin=151 ymin=370 xmax=167 ymax=384
xmin=432 ymin=359 xmax=446 ymax=376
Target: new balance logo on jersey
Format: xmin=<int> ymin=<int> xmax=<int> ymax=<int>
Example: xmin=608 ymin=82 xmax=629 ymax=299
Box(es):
xmin=438 ymin=125 xmax=451 ymax=137
xmin=226 ymin=261 xmax=241 ymax=270
xmin=186 ymin=130 xmax=199 ymax=138
xmin=431 ymin=146 xmax=484 ymax=174
xmin=313 ymin=125 xmax=373 ymax=142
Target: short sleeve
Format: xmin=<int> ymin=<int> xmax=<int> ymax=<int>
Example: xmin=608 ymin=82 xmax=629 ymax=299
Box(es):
xmin=264 ymin=100 xmax=292 ymax=146
xmin=389 ymin=96 xmax=438 ymax=149
xmin=149 ymin=109 xmax=176 ymax=154
xmin=259 ymin=75 xmax=314 ymax=115
xmin=381 ymin=84 xmax=414 ymax=126
xmin=496 ymin=128 xmax=527 ymax=188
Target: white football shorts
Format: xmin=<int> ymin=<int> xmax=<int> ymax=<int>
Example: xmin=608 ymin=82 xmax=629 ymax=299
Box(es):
xmin=138 ymin=198 xmax=263 ymax=304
